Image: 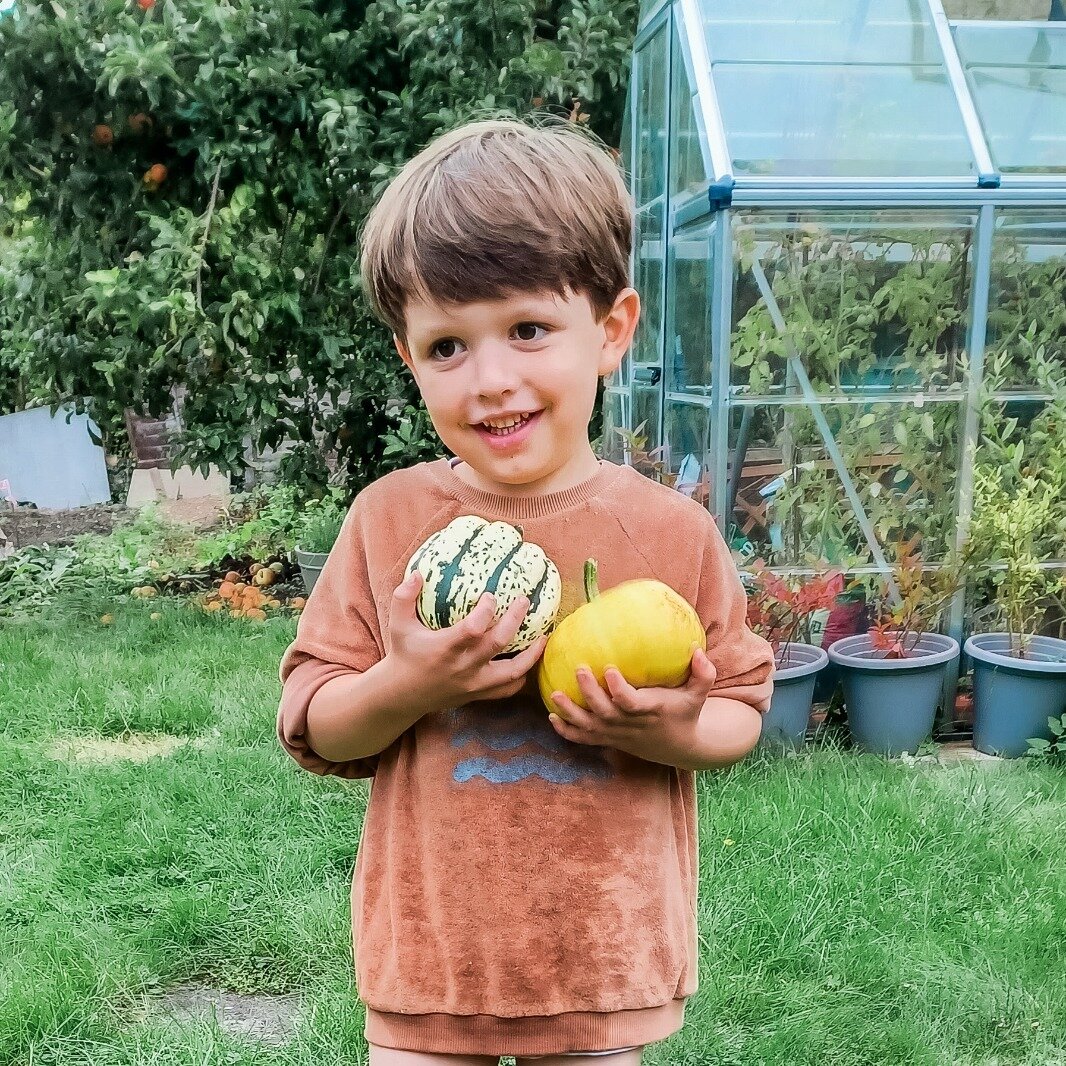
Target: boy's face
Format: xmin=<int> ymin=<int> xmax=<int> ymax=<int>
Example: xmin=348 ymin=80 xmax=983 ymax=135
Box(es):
xmin=394 ymin=287 xmax=640 ymax=497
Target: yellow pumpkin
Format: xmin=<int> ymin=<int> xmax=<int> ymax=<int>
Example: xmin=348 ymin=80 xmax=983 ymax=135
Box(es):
xmin=537 ymin=559 xmax=706 ymax=718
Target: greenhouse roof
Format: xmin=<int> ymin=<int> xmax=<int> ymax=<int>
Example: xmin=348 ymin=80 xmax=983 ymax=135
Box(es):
xmin=637 ymin=0 xmax=1066 ymax=198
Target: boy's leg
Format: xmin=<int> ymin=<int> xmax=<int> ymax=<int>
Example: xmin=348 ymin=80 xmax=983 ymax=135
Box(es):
xmin=368 ymin=1043 xmax=499 ymax=1066
xmin=516 ymin=1050 xmax=643 ymax=1066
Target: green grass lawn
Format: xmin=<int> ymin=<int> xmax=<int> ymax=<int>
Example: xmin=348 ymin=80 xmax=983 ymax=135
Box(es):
xmin=1 ymin=598 xmax=1063 ymax=1066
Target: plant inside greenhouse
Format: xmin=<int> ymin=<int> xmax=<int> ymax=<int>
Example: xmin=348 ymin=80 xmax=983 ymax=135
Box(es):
xmin=607 ymin=0 xmax=1066 ymax=752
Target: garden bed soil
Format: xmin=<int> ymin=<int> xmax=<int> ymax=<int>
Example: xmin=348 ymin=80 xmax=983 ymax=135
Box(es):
xmin=2 ymin=495 xmax=226 ymax=550
xmin=2 ymin=503 xmax=131 ymax=549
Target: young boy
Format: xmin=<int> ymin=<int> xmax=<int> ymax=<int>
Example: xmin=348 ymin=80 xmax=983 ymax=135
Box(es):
xmin=277 ymin=117 xmax=774 ymax=1066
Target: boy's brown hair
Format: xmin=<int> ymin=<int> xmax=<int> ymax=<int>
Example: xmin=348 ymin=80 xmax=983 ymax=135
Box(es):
xmin=359 ymin=116 xmax=633 ymax=340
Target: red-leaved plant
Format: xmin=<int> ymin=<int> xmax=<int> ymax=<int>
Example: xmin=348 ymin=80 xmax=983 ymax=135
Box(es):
xmin=746 ymin=559 xmax=845 ymax=665
xmin=867 ymin=544 xmax=966 ymax=659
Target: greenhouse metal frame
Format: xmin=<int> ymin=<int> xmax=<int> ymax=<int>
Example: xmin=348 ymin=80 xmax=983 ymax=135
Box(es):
xmin=612 ymin=0 xmax=1066 ymax=644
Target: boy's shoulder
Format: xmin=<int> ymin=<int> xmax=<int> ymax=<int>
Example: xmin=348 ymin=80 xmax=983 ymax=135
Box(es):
xmin=353 ymin=459 xmax=442 ymax=507
xmin=604 ymin=461 xmax=717 ymax=529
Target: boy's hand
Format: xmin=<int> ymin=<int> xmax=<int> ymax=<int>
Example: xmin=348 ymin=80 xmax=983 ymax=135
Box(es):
xmin=387 ymin=570 xmax=548 ymax=715
xmin=546 ymin=646 xmax=718 ymax=766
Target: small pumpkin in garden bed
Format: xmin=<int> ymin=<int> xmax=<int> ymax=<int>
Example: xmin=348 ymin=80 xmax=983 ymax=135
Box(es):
xmin=404 ymin=515 xmax=561 ymax=656
xmin=538 ymin=559 xmax=706 ymax=719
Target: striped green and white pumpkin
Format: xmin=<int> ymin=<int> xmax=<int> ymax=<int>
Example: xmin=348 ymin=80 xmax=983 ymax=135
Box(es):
xmin=403 ymin=515 xmax=561 ymax=655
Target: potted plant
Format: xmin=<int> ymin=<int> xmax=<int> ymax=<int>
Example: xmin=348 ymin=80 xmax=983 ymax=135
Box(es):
xmin=962 ymin=464 xmax=1066 ymax=758
xmin=827 ymin=545 xmax=963 ymax=756
xmin=294 ymin=494 xmax=346 ymax=594
xmin=746 ymin=560 xmax=843 ymax=750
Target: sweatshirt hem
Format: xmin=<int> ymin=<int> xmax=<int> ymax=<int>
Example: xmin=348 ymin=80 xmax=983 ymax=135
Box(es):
xmin=364 ymin=998 xmax=686 ymax=1056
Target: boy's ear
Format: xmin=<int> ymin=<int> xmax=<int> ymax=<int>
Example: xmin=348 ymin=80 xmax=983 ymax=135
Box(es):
xmin=598 ymin=287 xmax=640 ymax=379
xmin=394 ymin=333 xmax=416 ymax=377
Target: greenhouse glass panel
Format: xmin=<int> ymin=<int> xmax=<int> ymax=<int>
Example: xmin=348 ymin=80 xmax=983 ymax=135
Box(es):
xmin=985 ymin=211 xmax=1066 ymax=392
xmin=670 ymin=20 xmax=708 ymax=198
xmin=634 ymin=27 xmax=669 ymax=208
xmin=633 ymin=381 xmax=662 ymax=452
xmin=953 ymin=25 xmax=1066 ymax=175
xmin=953 ymin=24 xmax=1066 ymax=68
xmin=665 ymin=218 xmax=714 ymax=397
xmin=711 ymin=65 xmax=976 ymax=179
xmin=600 ymin=389 xmax=629 ymax=466
xmin=698 ymin=0 xmax=940 ymax=65
xmin=664 ymin=399 xmax=713 ymax=506
xmin=726 ymin=399 xmax=961 ymax=568
xmin=633 ymin=202 xmax=666 ymax=367
xmin=729 ymin=210 xmax=977 ymax=398
xmin=694 ymin=0 xmax=978 ymax=178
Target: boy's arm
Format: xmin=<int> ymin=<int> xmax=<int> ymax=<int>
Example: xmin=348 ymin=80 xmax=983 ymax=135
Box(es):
xmin=278 ymin=658 xmax=382 ymax=778
xmin=300 ymin=654 xmax=444 ymax=763
xmin=684 ymin=513 xmax=774 ymax=768
xmin=277 ymin=490 xmax=409 ymax=777
xmin=671 ymin=696 xmax=764 ymax=771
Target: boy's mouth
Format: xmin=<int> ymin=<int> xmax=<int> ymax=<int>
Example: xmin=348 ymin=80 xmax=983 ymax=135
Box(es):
xmin=473 ymin=410 xmax=543 ymax=446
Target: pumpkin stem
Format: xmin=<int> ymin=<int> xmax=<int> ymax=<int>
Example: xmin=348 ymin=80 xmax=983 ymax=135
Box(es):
xmin=583 ymin=559 xmax=600 ymax=601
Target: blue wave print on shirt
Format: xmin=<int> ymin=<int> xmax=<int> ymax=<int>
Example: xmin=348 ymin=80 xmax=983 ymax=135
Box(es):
xmin=451 ymin=721 xmax=573 ymax=754
xmin=445 ymin=703 xmax=612 ymax=785
xmin=454 ymin=754 xmax=611 ymax=784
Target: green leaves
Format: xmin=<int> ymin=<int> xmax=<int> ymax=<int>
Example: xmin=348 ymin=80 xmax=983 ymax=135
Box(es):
xmin=0 ymin=0 xmax=637 ymax=495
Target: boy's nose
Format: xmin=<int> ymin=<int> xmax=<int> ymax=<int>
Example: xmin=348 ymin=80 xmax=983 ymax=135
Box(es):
xmin=471 ymin=345 xmax=522 ymax=399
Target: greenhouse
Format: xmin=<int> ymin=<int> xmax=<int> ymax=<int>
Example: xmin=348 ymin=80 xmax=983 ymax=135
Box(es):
xmin=608 ymin=0 xmax=1066 ymax=654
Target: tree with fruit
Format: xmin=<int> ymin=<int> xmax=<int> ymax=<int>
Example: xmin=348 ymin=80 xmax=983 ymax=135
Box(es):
xmin=0 ymin=0 xmax=636 ymax=501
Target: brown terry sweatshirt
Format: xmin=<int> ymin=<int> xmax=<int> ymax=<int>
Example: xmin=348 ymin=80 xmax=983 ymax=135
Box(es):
xmin=277 ymin=456 xmax=774 ymax=1057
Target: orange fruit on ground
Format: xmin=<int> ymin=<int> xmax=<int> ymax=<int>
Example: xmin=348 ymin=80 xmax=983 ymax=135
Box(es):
xmin=204 ymin=602 xmax=223 ymax=613
xmin=219 ymin=581 xmax=236 ymax=598
xmin=290 ymin=597 xmax=307 ymax=609
xmin=224 ymin=570 xmax=241 ymax=584
xmin=137 ymin=0 xmax=156 ymax=12
xmin=92 ymin=124 xmax=113 ymax=148
xmin=245 ymin=608 xmax=267 ymax=621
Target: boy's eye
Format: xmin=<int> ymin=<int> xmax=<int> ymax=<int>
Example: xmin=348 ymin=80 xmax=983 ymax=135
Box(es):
xmin=514 ymin=323 xmax=547 ymax=342
xmin=430 ymin=339 xmax=462 ymax=360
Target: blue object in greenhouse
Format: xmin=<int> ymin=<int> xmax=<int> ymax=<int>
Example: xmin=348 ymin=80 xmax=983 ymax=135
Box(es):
xmin=760 ymin=643 xmax=829 ymax=751
xmin=964 ymin=634 xmax=1066 ymax=758
xmin=828 ymin=633 xmax=960 ymax=756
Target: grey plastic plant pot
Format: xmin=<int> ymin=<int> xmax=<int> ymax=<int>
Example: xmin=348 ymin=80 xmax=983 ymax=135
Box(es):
xmin=827 ymin=632 xmax=960 ymax=756
xmin=760 ymin=643 xmax=829 ymax=752
xmin=964 ymin=634 xmax=1066 ymax=758
xmin=294 ymin=547 xmax=330 ymax=595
